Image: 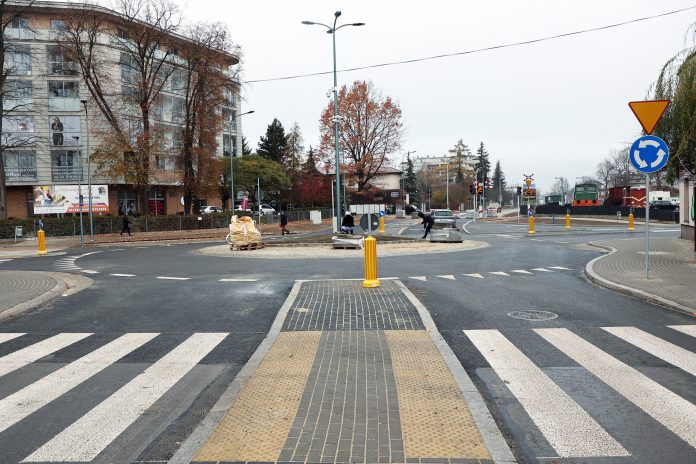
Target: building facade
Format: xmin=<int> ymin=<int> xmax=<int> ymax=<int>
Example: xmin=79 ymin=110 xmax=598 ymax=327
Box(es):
xmin=2 ymin=1 xmax=242 ymax=218
xmin=679 ymin=176 xmax=694 ymax=242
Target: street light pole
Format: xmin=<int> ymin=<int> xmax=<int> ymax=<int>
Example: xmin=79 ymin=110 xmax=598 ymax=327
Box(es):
xmin=72 ymin=136 xmax=84 ymax=247
xmin=302 ymin=13 xmax=364 ymax=231
xmin=80 ymin=100 xmax=93 ymax=241
xmin=230 ymin=110 xmax=255 ymax=213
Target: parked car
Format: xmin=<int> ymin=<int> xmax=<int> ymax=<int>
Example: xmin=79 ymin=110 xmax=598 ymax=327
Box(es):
xmin=431 ymin=209 xmax=456 ymax=228
xmin=258 ymin=203 xmax=277 ymax=215
xmin=404 ymin=204 xmax=421 ymax=215
xmin=200 ymin=205 xmax=222 ymax=214
xmin=650 ymin=200 xmax=678 ymax=210
xmin=487 ymin=203 xmax=502 ymax=214
xmin=235 ymin=205 xmax=252 ymax=213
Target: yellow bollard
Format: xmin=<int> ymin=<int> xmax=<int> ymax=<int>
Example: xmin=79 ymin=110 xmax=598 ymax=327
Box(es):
xmin=628 ymin=212 xmax=635 ymax=231
xmin=528 ymin=215 xmax=535 ymax=235
xmin=379 ymin=216 xmax=385 ymax=234
xmin=362 ymin=235 xmax=381 ymax=288
xmin=565 ymin=212 xmax=571 ymax=230
xmin=37 ymin=229 xmax=47 ymax=256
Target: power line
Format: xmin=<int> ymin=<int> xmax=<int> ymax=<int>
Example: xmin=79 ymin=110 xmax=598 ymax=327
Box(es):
xmin=245 ymin=5 xmax=696 ymax=84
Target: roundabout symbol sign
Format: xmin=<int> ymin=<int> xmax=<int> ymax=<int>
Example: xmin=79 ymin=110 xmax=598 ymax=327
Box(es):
xmin=629 ymin=135 xmax=669 ymax=174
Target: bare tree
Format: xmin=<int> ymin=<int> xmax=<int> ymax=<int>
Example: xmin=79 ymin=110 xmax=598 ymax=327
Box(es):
xmin=595 ymin=156 xmax=615 ymax=194
xmin=57 ymin=0 xmax=182 ymax=214
xmin=1 ymin=0 xmax=37 ymax=219
xmin=549 ymin=176 xmax=571 ymax=202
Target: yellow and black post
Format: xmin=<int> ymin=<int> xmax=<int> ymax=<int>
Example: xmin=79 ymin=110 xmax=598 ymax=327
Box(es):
xmin=37 ymin=229 xmax=47 ymax=256
xmin=628 ymin=209 xmax=635 ymax=231
xmin=528 ymin=215 xmax=535 ymax=235
xmin=362 ymin=234 xmax=380 ymax=288
xmin=379 ymin=216 xmax=385 ymax=234
xmin=565 ymin=210 xmax=571 ymax=230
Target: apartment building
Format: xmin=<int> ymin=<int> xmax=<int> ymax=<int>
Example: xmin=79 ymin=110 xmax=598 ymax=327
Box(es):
xmin=2 ymin=1 xmax=242 ymax=218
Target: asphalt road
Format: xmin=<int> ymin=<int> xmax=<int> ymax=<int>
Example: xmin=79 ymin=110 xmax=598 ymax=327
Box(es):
xmin=0 ymin=220 xmax=693 ymax=463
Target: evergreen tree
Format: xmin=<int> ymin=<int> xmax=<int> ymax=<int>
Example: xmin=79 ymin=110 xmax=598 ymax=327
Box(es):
xmin=258 ymin=118 xmax=287 ymax=163
xmin=448 ymin=139 xmax=472 ymax=183
xmin=403 ymin=153 xmax=418 ymax=203
xmin=285 ymin=122 xmax=304 ymax=176
xmin=492 ymin=160 xmax=506 ymax=202
xmin=242 ymin=136 xmax=252 ymax=155
xmin=303 ymin=146 xmax=317 ymax=173
xmin=475 ymin=142 xmax=492 ymax=181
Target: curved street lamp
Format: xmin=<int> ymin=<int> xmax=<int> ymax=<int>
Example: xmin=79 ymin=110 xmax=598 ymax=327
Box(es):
xmin=302 ymin=12 xmax=364 ymax=230
xmin=230 ymin=110 xmax=255 ymax=212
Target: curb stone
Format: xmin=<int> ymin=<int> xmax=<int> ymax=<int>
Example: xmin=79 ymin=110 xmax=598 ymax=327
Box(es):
xmin=584 ymin=242 xmax=695 ymax=317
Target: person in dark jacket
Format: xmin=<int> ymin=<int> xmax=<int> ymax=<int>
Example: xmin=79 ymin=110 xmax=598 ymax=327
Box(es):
xmin=280 ymin=211 xmax=289 ymax=235
xmin=341 ymin=212 xmax=354 ymax=234
xmin=418 ymin=211 xmax=435 ymax=239
xmin=120 ymin=214 xmax=132 ymax=237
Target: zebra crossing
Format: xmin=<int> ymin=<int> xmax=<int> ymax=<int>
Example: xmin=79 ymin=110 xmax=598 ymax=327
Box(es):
xmin=466 ymin=324 xmax=696 ymax=460
xmin=408 ymin=265 xmax=573 ymax=282
xmin=54 ymin=251 xmax=102 ymax=273
xmin=0 ymin=331 xmax=228 ymax=463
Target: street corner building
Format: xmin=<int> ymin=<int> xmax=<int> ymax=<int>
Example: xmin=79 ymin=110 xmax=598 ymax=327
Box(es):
xmin=2 ymin=1 xmax=244 ymax=218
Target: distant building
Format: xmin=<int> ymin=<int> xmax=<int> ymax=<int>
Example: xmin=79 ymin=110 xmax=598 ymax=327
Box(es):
xmin=679 ymin=175 xmax=694 ymax=241
xmin=2 ymin=1 xmax=242 ymax=218
xmin=409 ymin=154 xmax=476 ymax=184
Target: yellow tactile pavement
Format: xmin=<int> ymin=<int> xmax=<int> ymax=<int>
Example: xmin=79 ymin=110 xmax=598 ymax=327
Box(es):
xmin=385 ymin=331 xmax=492 ymax=460
xmin=193 ymin=331 xmax=321 ymax=462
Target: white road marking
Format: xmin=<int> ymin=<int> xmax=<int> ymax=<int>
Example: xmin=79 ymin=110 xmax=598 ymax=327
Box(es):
xmin=0 ymin=333 xmax=92 ymax=378
xmin=218 ymin=278 xmax=258 ymax=282
xmin=603 ymin=327 xmax=696 ymax=377
xmin=669 ymin=325 xmax=696 ymax=338
xmin=81 ymin=270 xmax=99 ymax=274
xmin=462 ymin=273 xmax=484 ymax=279
xmin=110 ymin=273 xmax=136 ymax=277
xmin=409 ymin=276 xmax=427 ymax=281
xmin=0 ymin=333 xmax=25 ymax=345
xmin=531 ymin=268 xmax=553 ymax=272
xmin=465 ymin=329 xmax=628 ymax=458
xmin=437 ymin=275 xmax=456 ymax=280
xmin=0 ymin=259 xmax=13 ymax=263
xmin=554 ymin=241 xmax=568 ymax=244
xmin=511 ymin=270 xmax=533 ymax=274
xmin=549 ymin=266 xmax=572 ymax=270
xmin=489 ymin=271 xmax=510 ymax=276
xmin=156 ymin=276 xmax=190 ymax=281
xmin=0 ymin=333 xmax=158 ymax=434
xmin=24 ymin=333 xmax=228 ymax=463
xmin=535 ymin=328 xmax=696 ymax=449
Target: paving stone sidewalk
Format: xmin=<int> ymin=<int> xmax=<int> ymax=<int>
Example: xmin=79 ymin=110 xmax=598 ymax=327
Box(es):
xmin=588 ymin=237 xmax=696 ymax=313
xmin=0 ymin=270 xmax=62 ymax=318
xmin=192 ymin=280 xmax=499 ymax=464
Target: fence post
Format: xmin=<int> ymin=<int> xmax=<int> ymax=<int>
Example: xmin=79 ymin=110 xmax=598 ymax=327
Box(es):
xmin=145 ymin=217 xmax=148 ymax=232
xmin=73 ymin=220 xmax=76 ymax=237
xmin=179 ymin=215 xmax=182 ymax=231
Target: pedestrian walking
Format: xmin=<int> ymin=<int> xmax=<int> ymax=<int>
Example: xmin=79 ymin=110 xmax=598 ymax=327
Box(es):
xmin=280 ymin=210 xmax=289 ymax=235
xmin=120 ymin=213 xmax=132 ymax=237
xmin=418 ymin=211 xmax=435 ymax=239
xmin=341 ymin=212 xmax=354 ymax=234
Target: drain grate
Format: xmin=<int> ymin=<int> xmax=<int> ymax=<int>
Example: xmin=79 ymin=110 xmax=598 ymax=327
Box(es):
xmin=507 ymin=310 xmax=558 ymax=321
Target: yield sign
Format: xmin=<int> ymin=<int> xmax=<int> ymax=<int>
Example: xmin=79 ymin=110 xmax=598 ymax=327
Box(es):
xmin=628 ymin=100 xmax=670 ymax=135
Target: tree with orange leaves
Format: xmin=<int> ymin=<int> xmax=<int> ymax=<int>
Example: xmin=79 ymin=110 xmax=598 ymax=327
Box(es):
xmin=318 ymin=80 xmax=403 ymax=198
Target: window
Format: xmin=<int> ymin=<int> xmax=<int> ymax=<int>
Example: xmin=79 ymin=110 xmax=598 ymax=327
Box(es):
xmin=3 ymin=151 xmax=37 ymax=180
xmin=170 ymin=68 xmax=186 ymax=92
xmin=6 ymin=45 xmax=32 ymax=75
xmin=47 ymin=46 xmax=77 ymax=75
xmin=171 ymin=97 xmax=185 ymax=124
xmin=50 ymin=19 xmax=66 ymax=30
xmin=171 ymin=129 xmax=182 ymax=149
xmin=120 ymin=53 xmax=140 ymax=85
xmin=4 ymin=80 xmax=32 ymax=99
xmin=51 ymin=150 xmax=81 ymax=181
xmin=222 ymin=108 xmax=236 ymax=133
xmin=48 ymin=80 xmax=79 ymax=98
xmin=223 ymin=134 xmax=237 ymax=157
xmin=118 ymin=190 xmax=137 ymax=215
xmin=223 ymin=88 xmax=236 ymax=107
xmin=10 ymin=16 xmax=29 ymax=28
xmin=2 ymin=115 xmax=35 ymax=134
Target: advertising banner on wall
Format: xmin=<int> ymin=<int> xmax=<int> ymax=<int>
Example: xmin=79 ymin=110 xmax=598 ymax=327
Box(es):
xmin=49 ymin=115 xmax=80 ymax=147
xmin=33 ymin=185 xmax=109 ymax=214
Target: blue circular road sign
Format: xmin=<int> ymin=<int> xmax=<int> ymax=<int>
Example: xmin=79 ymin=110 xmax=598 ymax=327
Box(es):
xmin=630 ymin=135 xmax=669 ymax=173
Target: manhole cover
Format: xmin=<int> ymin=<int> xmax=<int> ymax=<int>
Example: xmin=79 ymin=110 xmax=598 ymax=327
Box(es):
xmin=507 ymin=310 xmax=558 ymax=321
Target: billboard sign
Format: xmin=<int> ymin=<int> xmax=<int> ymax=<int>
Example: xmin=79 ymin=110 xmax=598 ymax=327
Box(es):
xmin=33 ymin=185 xmax=109 ymax=214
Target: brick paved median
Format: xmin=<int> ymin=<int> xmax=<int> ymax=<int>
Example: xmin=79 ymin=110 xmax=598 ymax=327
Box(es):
xmin=589 ymin=237 xmax=696 ymax=312
xmin=0 ymin=271 xmax=61 ymax=315
xmin=194 ymin=280 xmax=494 ymax=464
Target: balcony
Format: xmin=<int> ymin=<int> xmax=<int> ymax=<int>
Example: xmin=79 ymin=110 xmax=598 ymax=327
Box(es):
xmin=51 ymin=166 xmax=82 ymax=182
xmin=48 ymin=97 xmax=81 ymax=112
xmin=4 ymin=166 xmax=37 ymax=182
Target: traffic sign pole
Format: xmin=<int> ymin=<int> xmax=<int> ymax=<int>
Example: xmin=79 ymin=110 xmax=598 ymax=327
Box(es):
xmin=645 ymin=173 xmax=650 ymax=279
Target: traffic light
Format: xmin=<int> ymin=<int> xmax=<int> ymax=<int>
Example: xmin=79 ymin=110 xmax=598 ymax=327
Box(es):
xmin=469 ymin=184 xmax=475 ymax=194
xmin=517 ymin=186 xmax=522 ymax=196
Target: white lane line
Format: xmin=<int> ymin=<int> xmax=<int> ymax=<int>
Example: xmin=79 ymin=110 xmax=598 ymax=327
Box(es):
xmin=549 ymin=266 xmax=572 ymax=270
xmin=156 ymin=276 xmax=190 ymax=281
xmin=603 ymin=327 xmax=696 ymax=377
xmin=110 ymin=273 xmax=136 ymax=277
xmin=437 ymin=275 xmax=456 ymax=280
xmin=0 ymin=333 xmax=25 ymax=345
xmin=554 ymin=241 xmax=568 ymax=244
xmin=669 ymin=326 xmax=696 ymax=338
xmin=535 ymin=328 xmax=696 ymax=449
xmin=0 ymin=333 xmax=92 ymax=378
xmin=409 ymin=276 xmax=427 ymax=281
xmin=465 ymin=330 xmax=628 ymax=458
xmin=0 ymin=333 xmax=158 ymax=434
xmin=531 ymin=268 xmax=553 ymax=272
xmin=81 ymin=270 xmax=99 ymax=274
xmin=0 ymin=259 xmax=13 ymax=263
xmin=218 ymin=278 xmax=258 ymax=282
xmin=511 ymin=270 xmax=533 ymax=275
xmin=489 ymin=271 xmax=510 ymax=276
xmin=462 ymin=273 xmax=484 ymax=279
xmin=24 ymin=333 xmax=228 ymax=463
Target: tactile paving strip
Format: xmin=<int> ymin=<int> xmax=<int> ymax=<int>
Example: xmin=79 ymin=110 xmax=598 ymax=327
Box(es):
xmin=193 ymin=331 xmax=321 ymax=462
xmin=386 ymin=331 xmax=492 ymax=460
xmin=284 ymin=280 xmax=424 ymax=331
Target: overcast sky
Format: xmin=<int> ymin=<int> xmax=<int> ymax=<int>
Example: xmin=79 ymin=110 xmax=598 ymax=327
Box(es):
xmin=180 ymin=1 xmax=692 ymax=191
